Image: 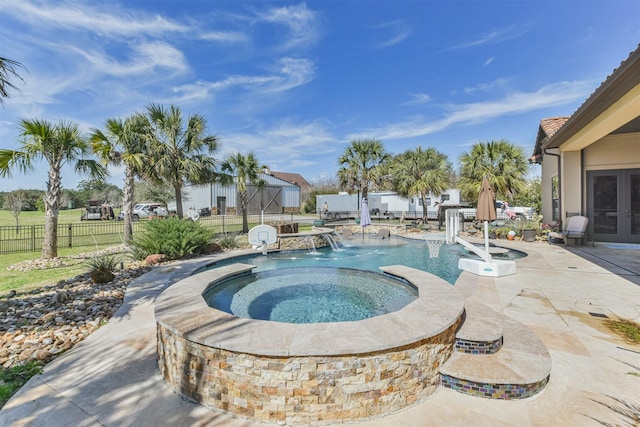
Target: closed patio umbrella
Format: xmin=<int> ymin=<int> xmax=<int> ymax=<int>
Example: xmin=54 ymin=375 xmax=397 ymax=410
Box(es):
xmin=360 ymin=198 xmax=371 ymax=240
xmin=476 ymin=177 xmax=497 ymax=262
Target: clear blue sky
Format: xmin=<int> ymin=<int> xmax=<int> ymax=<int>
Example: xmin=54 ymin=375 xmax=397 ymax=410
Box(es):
xmin=1 ymin=0 xmax=638 ymax=192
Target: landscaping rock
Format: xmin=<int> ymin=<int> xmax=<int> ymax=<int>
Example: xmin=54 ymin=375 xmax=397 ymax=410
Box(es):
xmin=0 ymin=260 xmax=152 ymax=369
xmin=145 ymin=254 xmax=167 ymax=265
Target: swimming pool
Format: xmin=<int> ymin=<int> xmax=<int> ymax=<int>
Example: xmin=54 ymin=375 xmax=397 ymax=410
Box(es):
xmin=206 ymin=236 xmax=464 ymax=284
xmin=155 ymin=234 xmax=521 ymax=423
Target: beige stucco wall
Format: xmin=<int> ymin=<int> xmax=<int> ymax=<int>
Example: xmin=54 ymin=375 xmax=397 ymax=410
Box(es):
xmin=552 ymin=132 xmax=640 ymax=225
xmin=583 ymin=133 xmax=640 ymax=170
xmin=561 ymin=151 xmax=583 ymax=220
xmin=539 ymin=151 xmax=559 ymax=224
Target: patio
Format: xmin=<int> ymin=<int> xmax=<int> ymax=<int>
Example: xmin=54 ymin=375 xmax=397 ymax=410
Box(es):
xmin=1 ymin=240 xmax=639 ymax=426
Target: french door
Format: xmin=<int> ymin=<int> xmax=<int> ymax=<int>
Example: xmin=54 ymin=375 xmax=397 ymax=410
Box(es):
xmin=587 ymin=169 xmax=640 ymax=243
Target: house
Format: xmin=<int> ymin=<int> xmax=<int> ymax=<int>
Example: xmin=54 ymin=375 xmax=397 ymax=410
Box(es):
xmin=531 ymin=45 xmax=640 ymax=243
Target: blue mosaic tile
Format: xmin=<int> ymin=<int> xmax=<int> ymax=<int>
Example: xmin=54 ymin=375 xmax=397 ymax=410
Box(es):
xmin=454 ymin=337 xmax=503 ymax=354
xmin=440 ymin=374 xmax=549 ymax=400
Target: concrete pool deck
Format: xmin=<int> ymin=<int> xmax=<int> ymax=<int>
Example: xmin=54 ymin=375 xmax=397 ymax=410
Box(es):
xmin=1 ymin=240 xmax=639 ymax=426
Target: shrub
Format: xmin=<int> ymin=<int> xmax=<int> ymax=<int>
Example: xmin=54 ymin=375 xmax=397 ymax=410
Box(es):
xmin=215 ymin=232 xmax=240 ymax=250
xmin=86 ymin=253 xmax=119 ymax=284
xmin=129 ymin=217 xmax=214 ymax=260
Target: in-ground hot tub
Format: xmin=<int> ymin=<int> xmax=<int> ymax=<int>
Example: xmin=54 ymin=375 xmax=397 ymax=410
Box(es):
xmin=155 ymin=263 xmax=464 ymax=426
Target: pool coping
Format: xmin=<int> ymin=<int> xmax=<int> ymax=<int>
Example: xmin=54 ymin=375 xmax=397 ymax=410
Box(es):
xmin=154 ymin=263 xmax=465 ymax=357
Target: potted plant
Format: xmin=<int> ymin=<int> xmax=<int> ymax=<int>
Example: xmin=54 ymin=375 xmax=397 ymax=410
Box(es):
xmin=518 ymin=215 xmax=542 ymax=242
xmin=493 ymin=226 xmax=512 ymax=239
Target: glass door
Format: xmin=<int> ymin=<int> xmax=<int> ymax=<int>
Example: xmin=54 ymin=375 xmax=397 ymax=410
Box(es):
xmin=630 ymin=172 xmax=640 ymax=238
xmin=588 ymin=169 xmax=640 ymax=243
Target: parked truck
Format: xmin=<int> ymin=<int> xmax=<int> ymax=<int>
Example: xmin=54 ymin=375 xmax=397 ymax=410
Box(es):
xmin=447 ymin=201 xmax=536 ymax=222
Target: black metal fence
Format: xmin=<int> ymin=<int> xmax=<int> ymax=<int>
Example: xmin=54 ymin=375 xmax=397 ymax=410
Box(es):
xmin=0 ymin=213 xmax=300 ymax=254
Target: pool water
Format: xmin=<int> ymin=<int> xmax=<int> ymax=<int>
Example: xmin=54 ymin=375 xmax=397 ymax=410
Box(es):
xmin=204 ymin=267 xmax=418 ymax=323
xmin=209 ymin=237 xmax=463 ymax=284
xmin=202 ymin=236 xmax=523 ymax=324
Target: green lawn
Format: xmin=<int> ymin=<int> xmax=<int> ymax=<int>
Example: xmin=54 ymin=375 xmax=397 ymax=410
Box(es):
xmin=0 ymin=210 xmax=315 ymax=296
xmin=0 ymin=208 xmax=87 ymax=227
xmin=0 ymin=208 xmax=126 ymax=295
xmin=0 ymin=244 xmax=122 ymax=296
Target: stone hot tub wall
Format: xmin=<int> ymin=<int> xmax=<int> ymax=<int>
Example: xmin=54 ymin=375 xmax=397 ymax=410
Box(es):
xmin=155 ymin=264 xmax=464 ymax=426
xmin=157 ymin=323 xmax=458 ymax=425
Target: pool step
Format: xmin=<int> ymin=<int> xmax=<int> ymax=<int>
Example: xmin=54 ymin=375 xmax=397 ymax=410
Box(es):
xmin=441 ymin=307 xmax=551 ymax=400
xmin=454 ymin=302 xmax=503 ymax=354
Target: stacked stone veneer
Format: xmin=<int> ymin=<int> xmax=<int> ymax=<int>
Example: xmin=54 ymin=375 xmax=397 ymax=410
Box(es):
xmin=157 ymin=322 xmax=459 ymax=425
xmin=278 ymin=235 xmax=330 ymax=251
xmin=275 ymin=226 xmax=406 ymax=251
xmin=154 ymin=263 xmax=465 ymax=426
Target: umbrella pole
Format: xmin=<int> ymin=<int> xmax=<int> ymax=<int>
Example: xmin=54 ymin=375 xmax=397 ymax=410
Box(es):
xmin=484 ymin=221 xmax=491 ymax=263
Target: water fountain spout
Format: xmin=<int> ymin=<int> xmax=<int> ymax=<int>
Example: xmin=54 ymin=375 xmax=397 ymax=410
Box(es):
xmin=321 ymin=233 xmax=342 ymax=251
xmin=304 ymin=236 xmax=320 ymax=255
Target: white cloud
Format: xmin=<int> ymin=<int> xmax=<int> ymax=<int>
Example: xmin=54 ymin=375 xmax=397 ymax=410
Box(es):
xmin=263 ymin=58 xmax=316 ymax=93
xmin=69 ymin=42 xmax=189 ymax=77
xmin=483 ymin=57 xmax=495 ymax=67
xmin=373 ymin=20 xmax=411 ymax=48
xmin=3 ymin=0 xmax=188 ymax=37
xmin=221 ymin=119 xmax=339 ymax=171
xmin=402 ymin=93 xmax=431 ymax=106
xmin=463 ymin=78 xmax=510 ymax=95
xmin=170 ymin=57 xmax=315 ymax=104
xmin=199 ymin=31 xmax=250 ymax=43
xmin=257 ymin=3 xmax=322 ymax=49
xmin=452 ymin=24 xmax=531 ymax=49
xmin=349 ymin=80 xmax=593 ymax=141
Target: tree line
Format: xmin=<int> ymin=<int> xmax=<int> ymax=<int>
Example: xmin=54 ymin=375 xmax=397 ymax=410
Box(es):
xmin=333 ymin=138 xmax=535 ymax=219
xmin=0 ymin=104 xmax=264 ymax=259
xmin=1 ymin=57 xmax=539 ymax=260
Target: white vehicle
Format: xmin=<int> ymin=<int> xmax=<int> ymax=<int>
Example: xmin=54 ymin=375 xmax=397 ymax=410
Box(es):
xmin=132 ymin=203 xmax=169 ymax=220
xmin=453 ymin=201 xmax=536 ymax=222
xmin=496 ymin=201 xmax=536 ymax=221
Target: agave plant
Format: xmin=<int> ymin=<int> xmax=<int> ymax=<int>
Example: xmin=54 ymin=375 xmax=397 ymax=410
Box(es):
xmin=215 ymin=233 xmax=239 ymax=250
xmin=86 ymin=254 xmax=119 ymax=284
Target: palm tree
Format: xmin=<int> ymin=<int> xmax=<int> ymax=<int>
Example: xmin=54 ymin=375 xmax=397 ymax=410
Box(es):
xmin=0 ymin=119 xmax=107 ymax=258
xmin=337 ymin=139 xmax=390 ymax=201
xmin=390 ymin=146 xmax=453 ymax=222
xmin=0 ymin=57 xmax=26 ymax=103
xmin=144 ymin=104 xmax=219 ymax=219
xmin=458 ymin=140 xmax=528 ymax=202
xmin=91 ymin=113 xmax=149 ymax=243
xmin=219 ymin=151 xmax=266 ymax=233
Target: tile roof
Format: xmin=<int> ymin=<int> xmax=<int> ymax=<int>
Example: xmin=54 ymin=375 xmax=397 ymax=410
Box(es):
xmin=530 ymin=116 xmax=571 ymax=163
xmin=540 ymin=117 xmax=570 ymax=139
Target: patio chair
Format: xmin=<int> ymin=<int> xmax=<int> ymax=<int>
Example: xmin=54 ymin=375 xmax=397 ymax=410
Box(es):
xmin=371 ymin=229 xmax=390 ymax=239
xmin=341 ymin=228 xmax=354 ymax=239
xmin=548 ymin=215 xmax=589 ymax=246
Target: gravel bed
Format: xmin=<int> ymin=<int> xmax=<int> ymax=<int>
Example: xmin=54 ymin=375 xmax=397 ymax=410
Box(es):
xmin=1 ymin=253 xmax=153 ymax=369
